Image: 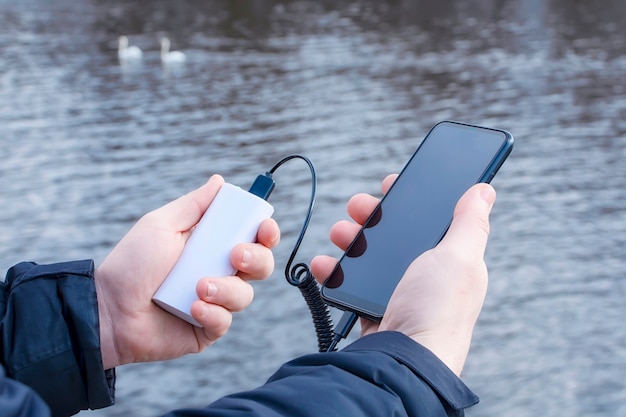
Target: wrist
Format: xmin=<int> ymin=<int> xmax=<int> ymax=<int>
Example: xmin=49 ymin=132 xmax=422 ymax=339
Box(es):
xmin=94 ymin=268 xmax=120 ymax=370
xmin=409 ymin=333 xmax=471 ymax=377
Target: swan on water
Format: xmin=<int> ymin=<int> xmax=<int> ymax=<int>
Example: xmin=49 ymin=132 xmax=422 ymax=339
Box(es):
xmin=118 ymin=36 xmax=143 ymax=61
xmin=160 ymin=37 xmax=186 ymax=64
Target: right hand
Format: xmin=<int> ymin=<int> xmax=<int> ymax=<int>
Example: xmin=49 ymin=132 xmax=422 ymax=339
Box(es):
xmin=95 ymin=175 xmax=280 ymax=369
xmin=311 ymin=176 xmax=495 ymax=376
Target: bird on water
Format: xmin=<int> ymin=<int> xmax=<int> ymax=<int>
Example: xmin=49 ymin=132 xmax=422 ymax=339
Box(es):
xmin=118 ymin=36 xmax=143 ymax=61
xmin=160 ymin=37 xmax=186 ymax=64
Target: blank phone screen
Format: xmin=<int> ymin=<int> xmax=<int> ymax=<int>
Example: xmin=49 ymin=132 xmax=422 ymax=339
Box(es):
xmin=321 ymin=121 xmax=512 ymax=319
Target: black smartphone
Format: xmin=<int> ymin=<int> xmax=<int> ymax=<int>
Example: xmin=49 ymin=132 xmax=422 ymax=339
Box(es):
xmin=321 ymin=121 xmax=514 ymax=321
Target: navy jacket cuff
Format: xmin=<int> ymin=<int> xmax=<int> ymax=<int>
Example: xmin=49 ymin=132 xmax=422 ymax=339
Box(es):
xmin=343 ymin=331 xmax=479 ymax=410
xmin=0 ymin=260 xmax=115 ymax=416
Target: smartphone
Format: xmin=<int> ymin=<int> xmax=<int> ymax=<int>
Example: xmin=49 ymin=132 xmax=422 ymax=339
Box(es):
xmin=321 ymin=121 xmax=514 ymax=321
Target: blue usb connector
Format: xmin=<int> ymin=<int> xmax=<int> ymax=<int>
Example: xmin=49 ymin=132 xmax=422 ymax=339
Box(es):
xmin=248 ymin=173 xmax=275 ymax=201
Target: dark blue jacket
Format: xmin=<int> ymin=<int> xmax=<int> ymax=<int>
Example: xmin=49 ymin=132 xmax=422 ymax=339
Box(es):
xmin=1 ymin=261 xmax=479 ymax=417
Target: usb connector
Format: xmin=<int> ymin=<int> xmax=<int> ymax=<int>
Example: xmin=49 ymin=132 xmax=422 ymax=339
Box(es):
xmin=326 ymin=311 xmax=358 ymax=352
xmin=248 ymin=173 xmax=275 ymax=201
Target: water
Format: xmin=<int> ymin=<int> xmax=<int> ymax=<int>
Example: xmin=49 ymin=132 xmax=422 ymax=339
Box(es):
xmin=1 ymin=1 xmax=625 ymax=416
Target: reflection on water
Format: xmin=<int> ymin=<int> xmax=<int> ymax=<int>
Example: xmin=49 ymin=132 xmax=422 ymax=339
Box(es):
xmin=1 ymin=1 xmax=625 ymax=416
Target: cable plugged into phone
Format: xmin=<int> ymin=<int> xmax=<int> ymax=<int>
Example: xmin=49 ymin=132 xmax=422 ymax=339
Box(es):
xmin=326 ymin=311 xmax=358 ymax=352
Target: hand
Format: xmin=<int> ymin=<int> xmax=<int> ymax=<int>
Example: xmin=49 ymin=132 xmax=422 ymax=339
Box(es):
xmin=311 ymin=175 xmax=495 ymax=375
xmin=95 ymin=175 xmax=280 ymax=369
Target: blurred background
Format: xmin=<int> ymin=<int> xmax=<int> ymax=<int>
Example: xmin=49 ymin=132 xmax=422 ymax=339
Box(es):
xmin=1 ymin=0 xmax=625 ymax=415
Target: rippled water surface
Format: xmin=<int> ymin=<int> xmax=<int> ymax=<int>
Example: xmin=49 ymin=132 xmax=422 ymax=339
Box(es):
xmin=1 ymin=1 xmax=625 ymax=416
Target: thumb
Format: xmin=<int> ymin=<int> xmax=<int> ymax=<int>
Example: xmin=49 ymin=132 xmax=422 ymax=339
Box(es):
xmin=439 ymin=183 xmax=496 ymax=259
xmin=158 ymin=175 xmax=225 ymax=231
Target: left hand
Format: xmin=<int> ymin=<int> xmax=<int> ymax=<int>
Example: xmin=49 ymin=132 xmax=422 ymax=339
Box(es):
xmin=95 ymin=175 xmax=280 ymax=369
xmin=311 ymin=175 xmax=494 ymax=375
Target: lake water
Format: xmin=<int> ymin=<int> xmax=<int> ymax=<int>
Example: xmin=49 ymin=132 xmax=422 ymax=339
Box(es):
xmin=1 ymin=1 xmax=625 ymax=416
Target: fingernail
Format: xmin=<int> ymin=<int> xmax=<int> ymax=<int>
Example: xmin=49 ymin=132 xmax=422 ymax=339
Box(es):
xmin=206 ymin=282 xmax=218 ymax=298
xmin=480 ymin=185 xmax=496 ymax=206
xmin=241 ymin=249 xmax=252 ymax=266
xmin=201 ymin=303 xmax=211 ymax=318
xmin=271 ymin=228 xmax=280 ymax=246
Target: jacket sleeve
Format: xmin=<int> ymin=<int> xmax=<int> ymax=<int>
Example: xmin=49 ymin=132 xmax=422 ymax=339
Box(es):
xmin=0 ymin=260 xmax=115 ymax=417
xmin=165 ymin=331 xmax=479 ymax=417
xmin=0 ymin=363 xmax=51 ymax=417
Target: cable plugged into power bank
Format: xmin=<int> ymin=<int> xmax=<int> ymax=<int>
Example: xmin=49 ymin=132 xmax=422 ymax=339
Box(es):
xmin=153 ymin=154 xmax=350 ymax=352
xmin=248 ymin=173 xmax=276 ymax=200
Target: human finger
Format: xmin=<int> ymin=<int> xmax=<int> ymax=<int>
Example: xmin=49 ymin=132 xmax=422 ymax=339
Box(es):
xmin=190 ymin=300 xmax=233 ymax=343
xmin=328 ymin=220 xmax=363 ymax=251
xmin=310 ymin=255 xmax=338 ymax=284
xmin=344 ymin=173 xmax=397 ymax=225
xmin=381 ymin=174 xmax=398 ymax=194
xmin=256 ymin=218 xmax=281 ymax=249
xmin=155 ymin=175 xmax=225 ymax=232
xmin=438 ymin=183 xmax=496 ymax=260
xmin=346 ymin=193 xmax=381 ymax=225
xmin=196 ymin=276 xmax=254 ymax=312
xmin=231 ymin=242 xmax=275 ymax=280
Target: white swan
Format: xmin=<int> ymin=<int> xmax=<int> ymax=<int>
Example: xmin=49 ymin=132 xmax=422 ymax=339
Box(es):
xmin=160 ymin=37 xmax=186 ymax=64
xmin=118 ymin=36 xmax=143 ymax=61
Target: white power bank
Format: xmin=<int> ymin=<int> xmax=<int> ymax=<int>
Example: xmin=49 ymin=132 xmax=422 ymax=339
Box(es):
xmin=153 ymin=183 xmax=274 ymax=326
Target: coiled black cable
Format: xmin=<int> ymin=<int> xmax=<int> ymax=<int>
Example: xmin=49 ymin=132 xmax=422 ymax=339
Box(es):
xmin=289 ymin=263 xmax=336 ymax=352
xmin=268 ymin=155 xmax=336 ymax=352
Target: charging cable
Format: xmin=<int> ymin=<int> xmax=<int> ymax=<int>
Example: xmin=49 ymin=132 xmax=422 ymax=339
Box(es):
xmin=247 ymin=155 xmax=356 ymax=352
xmin=326 ymin=311 xmax=357 ymax=352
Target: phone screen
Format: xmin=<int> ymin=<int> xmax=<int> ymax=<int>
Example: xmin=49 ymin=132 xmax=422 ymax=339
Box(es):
xmin=321 ymin=121 xmax=513 ymax=320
